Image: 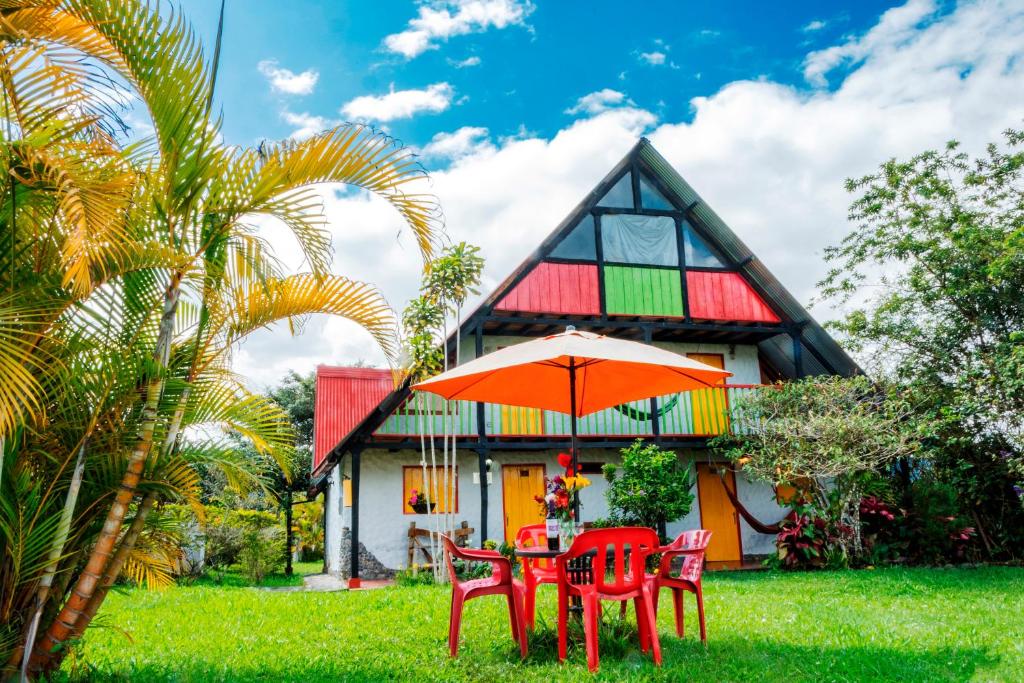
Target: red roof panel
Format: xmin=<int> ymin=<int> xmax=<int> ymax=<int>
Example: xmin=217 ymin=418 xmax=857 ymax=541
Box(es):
xmin=495 ymin=262 xmax=600 ymax=315
xmin=313 ymin=366 xmax=393 ymax=471
xmin=686 ymin=271 xmax=781 ymax=323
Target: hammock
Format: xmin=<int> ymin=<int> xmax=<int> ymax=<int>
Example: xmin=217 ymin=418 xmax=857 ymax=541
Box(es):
xmin=612 ymin=394 xmax=680 ymax=421
xmin=716 ymin=468 xmax=785 ymax=535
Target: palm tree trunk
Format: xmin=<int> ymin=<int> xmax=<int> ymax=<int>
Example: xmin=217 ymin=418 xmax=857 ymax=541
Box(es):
xmin=32 ymin=275 xmax=181 ymax=671
xmin=19 ymin=440 xmax=88 ymax=682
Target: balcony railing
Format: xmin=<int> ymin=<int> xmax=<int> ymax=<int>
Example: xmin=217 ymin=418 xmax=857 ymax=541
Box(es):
xmin=374 ymin=384 xmax=762 ymax=439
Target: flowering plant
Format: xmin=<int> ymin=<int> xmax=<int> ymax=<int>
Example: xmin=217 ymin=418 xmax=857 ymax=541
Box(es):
xmin=407 ymin=488 xmax=434 ymax=513
xmin=535 ymin=452 xmax=591 ymax=523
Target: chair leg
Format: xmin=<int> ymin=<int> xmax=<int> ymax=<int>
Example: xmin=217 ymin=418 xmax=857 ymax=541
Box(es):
xmin=672 ymin=587 xmax=686 ymax=638
xmin=695 ymin=582 xmax=707 ymax=645
xmin=582 ymin=595 xmax=601 ymax=673
xmin=619 ymin=600 xmax=628 ymax=619
xmin=448 ymin=591 xmax=464 ymax=658
xmin=634 ymin=597 xmax=650 ymax=653
xmin=507 ymin=590 xmax=528 ymax=658
xmin=524 ymin=580 xmax=537 ymax=631
xmin=557 ymin=584 xmax=568 ymax=663
xmin=641 ymin=589 xmax=662 ymax=666
xmin=505 ymin=592 xmax=519 ymax=643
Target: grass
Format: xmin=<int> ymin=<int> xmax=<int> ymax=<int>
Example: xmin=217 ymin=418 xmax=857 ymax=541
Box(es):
xmin=59 ymin=566 xmax=1023 ymax=682
xmin=188 ymin=561 xmax=324 ymax=589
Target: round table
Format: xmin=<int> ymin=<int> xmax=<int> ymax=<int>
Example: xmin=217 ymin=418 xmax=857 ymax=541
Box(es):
xmin=513 ymin=547 xmax=595 ymax=615
xmin=512 ymin=546 xmax=568 ymax=559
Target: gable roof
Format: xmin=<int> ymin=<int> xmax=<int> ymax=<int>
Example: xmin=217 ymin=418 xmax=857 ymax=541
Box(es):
xmin=312 ymin=366 xmax=393 ymax=472
xmin=308 ymin=138 xmax=860 ymax=493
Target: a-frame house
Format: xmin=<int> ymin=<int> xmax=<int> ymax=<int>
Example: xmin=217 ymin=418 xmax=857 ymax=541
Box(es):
xmin=310 ymin=138 xmax=858 ymax=584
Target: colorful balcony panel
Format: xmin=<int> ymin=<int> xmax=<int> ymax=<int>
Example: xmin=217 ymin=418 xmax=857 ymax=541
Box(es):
xmin=495 ymin=261 xmax=601 ymax=315
xmin=603 ymin=265 xmax=684 ymax=317
xmin=686 ymin=270 xmax=781 ymax=323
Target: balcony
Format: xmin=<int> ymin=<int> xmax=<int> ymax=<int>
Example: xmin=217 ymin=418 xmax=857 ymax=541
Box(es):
xmin=374 ymin=384 xmax=762 ymax=440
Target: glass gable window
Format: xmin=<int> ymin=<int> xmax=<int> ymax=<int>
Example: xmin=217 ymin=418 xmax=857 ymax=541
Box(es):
xmin=602 ymin=214 xmax=678 ymax=266
xmin=639 ymin=175 xmax=674 ymax=210
xmin=550 ymin=214 xmax=596 ymax=260
xmin=682 ymin=221 xmax=727 ymax=268
xmin=597 ymin=172 xmax=635 ymax=208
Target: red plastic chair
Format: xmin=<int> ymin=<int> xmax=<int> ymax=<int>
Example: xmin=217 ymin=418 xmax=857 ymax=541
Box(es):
xmin=514 ymin=523 xmax=558 ymax=630
xmin=440 ymin=534 xmax=527 ymax=659
xmin=649 ymin=529 xmax=712 ymax=643
xmin=556 ymin=527 xmax=662 ymax=673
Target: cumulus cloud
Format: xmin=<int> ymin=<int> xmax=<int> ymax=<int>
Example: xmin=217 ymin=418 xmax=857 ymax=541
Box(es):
xmin=421 ymin=126 xmax=492 ymax=159
xmin=235 ymin=0 xmax=1024 ymax=387
xmin=639 ymin=51 xmax=666 ymax=65
xmin=565 ymin=89 xmax=632 ymax=116
xmin=803 ymin=19 xmax=827 ymax=32
xmin=384 ymin=0 xmax=535 ymax=59
xmin=257 ymin=60 xmax=319 ymax=95
xmin=281 ymin=110 xmax=339 ymax=140
xmin=448 ymin=55 xmax=482 ymax=68
xmin=340 ymin=83 xmax=455 ymax=122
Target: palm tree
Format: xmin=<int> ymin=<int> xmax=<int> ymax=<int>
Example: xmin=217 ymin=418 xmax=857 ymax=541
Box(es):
xmin=0 ymin=1 xmax=441 ymax=677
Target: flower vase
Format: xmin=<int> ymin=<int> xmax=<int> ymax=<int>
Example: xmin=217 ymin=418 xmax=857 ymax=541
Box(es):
xmin=558 ymin=518 xmax=580 ymax=550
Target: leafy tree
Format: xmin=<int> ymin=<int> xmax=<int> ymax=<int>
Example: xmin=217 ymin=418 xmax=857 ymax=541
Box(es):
xmin=819 ymin=129 xmax=1024 ymax=486
xmin=602 ymin=440 xmax=695 ymax=540
xmin=713 ymin=376 xmax=929 ymax=558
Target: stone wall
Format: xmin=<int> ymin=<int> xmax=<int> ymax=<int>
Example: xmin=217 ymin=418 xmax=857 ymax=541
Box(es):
xmin=336 ymin=526 xmax=395 ymax=580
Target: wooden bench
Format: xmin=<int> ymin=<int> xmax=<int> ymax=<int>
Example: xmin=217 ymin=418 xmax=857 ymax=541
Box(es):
xmin=407 ymin=521 xmax=474 ymax=569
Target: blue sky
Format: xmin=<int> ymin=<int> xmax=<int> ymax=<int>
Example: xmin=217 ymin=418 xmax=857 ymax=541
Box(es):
xmin=181 ymin=0 xmax=914 ymax=150
xmin=176 ymin=0 xmax=1024 ymax=387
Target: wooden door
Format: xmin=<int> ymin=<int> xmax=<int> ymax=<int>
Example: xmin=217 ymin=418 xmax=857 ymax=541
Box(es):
xmin=502 ymin=464 xmax=546 ymax=541
xmin=687 ymin=353 xmax=729 ymax=435
xmin=696 ymin=463 xmax=743 ymax=569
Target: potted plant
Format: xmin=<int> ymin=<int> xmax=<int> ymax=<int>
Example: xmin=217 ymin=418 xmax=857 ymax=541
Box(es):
xmin=408 ymin=488 xmax=435 ymax=514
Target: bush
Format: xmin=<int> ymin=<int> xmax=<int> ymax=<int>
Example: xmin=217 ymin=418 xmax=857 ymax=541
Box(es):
xmin=239 ymin=526 xmax=285 ymax=584
xmin=774 ymin=499 xmax=852 ymax=570
xmin=203 ymin=521 xmax=244 ymax=569
xmin=395 ymin=564 xmax=436 ymax=586
xmin=602 ymin=440 xmax=695 ymax=540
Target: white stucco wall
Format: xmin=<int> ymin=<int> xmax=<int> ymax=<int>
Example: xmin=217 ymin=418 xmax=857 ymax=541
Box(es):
xmin=322 ymin=446 xmax=785 ymax=573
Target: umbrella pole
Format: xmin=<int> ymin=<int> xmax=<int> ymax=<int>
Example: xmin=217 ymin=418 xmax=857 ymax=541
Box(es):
xmin=568 ymin=357 xmax=580 ymax=521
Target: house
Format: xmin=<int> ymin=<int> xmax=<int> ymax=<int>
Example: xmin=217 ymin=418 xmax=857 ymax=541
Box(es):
xmin=308 ymin=138 xmax=858 ymax=586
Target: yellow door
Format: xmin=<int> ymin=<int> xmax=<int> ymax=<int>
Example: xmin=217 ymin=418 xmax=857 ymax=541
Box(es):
xmin=696 ymin=463 xmax=742 ymax=569
xmin=500 ymin=405 xmax=544 ymax=435
xmin=502 ymin=464 xmax=546 ymax=541
xmin=687 ymin=353 xmax=729 ymax=435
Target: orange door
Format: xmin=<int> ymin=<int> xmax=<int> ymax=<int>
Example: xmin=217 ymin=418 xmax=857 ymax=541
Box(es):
xmin=696 ymin=463 xmax=743 ymax=568
xmin=502 ymin=464 xmax=546 ymax=541
xmin=687 ymin=353 xmax=729 ymax=435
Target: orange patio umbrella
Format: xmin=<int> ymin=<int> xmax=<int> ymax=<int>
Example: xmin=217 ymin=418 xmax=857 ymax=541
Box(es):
xmin=412 ymin=328 xmax=732 ymax=494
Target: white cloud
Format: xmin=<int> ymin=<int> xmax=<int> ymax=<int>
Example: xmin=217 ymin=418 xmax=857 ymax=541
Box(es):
xmin=639 ymin=51 xmax=667 ymax=66
xmin=803 ymin=0 xmax=937 ymax=86
xmin=421 ymin=126 xmax=492 ymax=159
xmin=384 ymin=0 xmax=535 ymax=59
xmin=281 ymin=110 xmax=339 ymax=140
xmin=803 ymin=19 xmax=827 ymax=32
xmin=257 ymin=60 xmax=319 ymax=95
xmin=565 ymin=89 xmax=632 ymax=116
xmin=341 ymin=83 xmax=455 ymax=122
xmin=236 ymin=0 xmax=1024 ymax=387
xmin=448 ymin=55 xmax=482 ymax=68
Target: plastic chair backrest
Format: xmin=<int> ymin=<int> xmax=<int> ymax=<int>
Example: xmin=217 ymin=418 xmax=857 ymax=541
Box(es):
xmin=440 ymin=534 xmax=463 ymax=585
xmin=664 ymin=529 xmax=712 ymax=582
xmin=515 ymin=523 xmax=554 ymax=571
xmin=562 ymin=527 xmax=659 ymax=596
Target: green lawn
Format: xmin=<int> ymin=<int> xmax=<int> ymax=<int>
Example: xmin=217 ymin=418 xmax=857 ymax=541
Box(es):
xmin=61 ymin=567 xmax=1023 ymax=682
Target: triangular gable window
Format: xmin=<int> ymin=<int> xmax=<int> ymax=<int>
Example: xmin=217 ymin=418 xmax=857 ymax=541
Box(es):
xmin=597 ymin=172 xmax=635 ymax=209
xmin=550 ymin=214 xmax=596 ymax=260
xmin=683 ymin=221 xmax=728 ymax=268
xmin=639 ymin=175 xmax=674 ymax=210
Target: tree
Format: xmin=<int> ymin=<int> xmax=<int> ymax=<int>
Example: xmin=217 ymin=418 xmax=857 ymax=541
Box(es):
xmin=602 ymin=440 xmax=695 ymax=541
xmin=819 ymin=129 xmax=1024 ymax=487
xmin=713 ymin=376 xmax=929 ymax=556
xmin=0 ymin=1 xmax=440 ymax=677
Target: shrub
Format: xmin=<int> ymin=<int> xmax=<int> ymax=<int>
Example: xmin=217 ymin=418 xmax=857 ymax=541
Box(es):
xmin=239 ymin=527 xmax=285 ymax=584
xmin=774 ymin=499 xmax=852 ymax=570
xmin=602 ymin=440 xmax=695 ymax=540
xmin=395 ymin=564 xmax=436 ymax=586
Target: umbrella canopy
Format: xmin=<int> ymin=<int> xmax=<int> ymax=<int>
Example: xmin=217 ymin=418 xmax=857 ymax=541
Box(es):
xmin=412 ymin=329 xmax=732 ymax=416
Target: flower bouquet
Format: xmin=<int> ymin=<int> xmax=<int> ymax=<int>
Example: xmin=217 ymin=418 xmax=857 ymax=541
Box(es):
xmin=535 ymin=452 xmax=591 ymax=549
